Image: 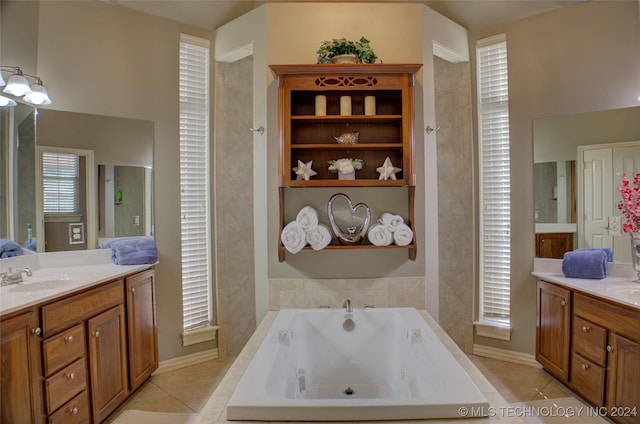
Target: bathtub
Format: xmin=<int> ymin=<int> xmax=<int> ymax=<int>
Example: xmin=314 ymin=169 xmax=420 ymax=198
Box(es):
xmin=226 ymin=307 xmax=489 ymax=421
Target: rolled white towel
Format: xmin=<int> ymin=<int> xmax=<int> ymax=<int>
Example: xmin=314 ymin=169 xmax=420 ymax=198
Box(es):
xmin=306 ymin=224 xmax=332 ymax=250
xmin=367 ymin=223 xmax=393 ymax=246
xmin=281 ymin=221 xmax=307 ymax=254
xmin=379 ymin=212 xmax=404 ymax=232
xmin=296 ymin=206 xmax=319 ymax=231
xmin=393 ymin=223 xmax=414 ymax=246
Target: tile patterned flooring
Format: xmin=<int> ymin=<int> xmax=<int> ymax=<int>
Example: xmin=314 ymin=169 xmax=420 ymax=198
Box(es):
xmin=106 ymin=353 xmax=583 ymax=423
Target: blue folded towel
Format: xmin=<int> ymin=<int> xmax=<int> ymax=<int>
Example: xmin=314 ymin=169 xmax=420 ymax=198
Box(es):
xmin=578 ymin=247 xmax=614 ymax=262
xmin=562 ymin=249 xmax=608 ymax=279
xmin=0 ymin=239 xmax=24 ymax=258
xmin=110 ymin=237 xmax=158 ymax=265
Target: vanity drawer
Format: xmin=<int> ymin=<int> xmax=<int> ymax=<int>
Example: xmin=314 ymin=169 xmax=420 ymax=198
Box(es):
xmin=47 ymin=390 xmax=90 ymax=424
xmin=43 ymin=324 xmax=85 ymax=376
xmin=572 ymin=316 xmax=607 ymax=367
xmin=44 ymin=358 xmax=87 ymax=414
xmin=41 ymin=280 xmax=124 ymax=337
xmin=571 ymin=352 xmax=605 ymax=407
xmin=573 ymin=292 xmax=640 ymax=340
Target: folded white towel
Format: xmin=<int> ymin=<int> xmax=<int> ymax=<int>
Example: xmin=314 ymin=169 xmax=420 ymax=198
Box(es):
xmin=379 ymin=213 xmax=404 ymax=232
xmin=393 ymin=223 xmax=413 ymax=246
xmin=281 ymin=221 xmax=307 ymax=254
xmin=306 ymin=224 xmax=332 ymax=250
xmin=367 ymin=223 xmax=393 ymax=246
xmin=296 ymin=206 xmax=319 ymax=231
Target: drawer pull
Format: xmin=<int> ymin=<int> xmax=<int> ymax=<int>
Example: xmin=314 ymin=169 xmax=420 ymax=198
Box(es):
xmin=93 ymin=330 xmax=100 ymax=338
xmin=560 ymin=299 xmax=567 ymax=306
xmin=581 ymin=325 xmax=591 ymax=332
xmin=68 ymin=407 xmax=79 ymax=415
xmin=581 ymin=363 xmax=589 ymax=370
xmin=64 ymin=335 xmax=74 ymax=344
xmin=31 ymin=327 xmax=41 ymax=336
xmin=66 ymin=372 xmax=76 ymax=381
xmin=607 ymin=345 xmax=614 ymax=352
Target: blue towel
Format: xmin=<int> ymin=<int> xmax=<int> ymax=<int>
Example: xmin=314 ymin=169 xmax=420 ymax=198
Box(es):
xmin=0 ymin=239 xmax=24 ymax=258
xmin=110 ymin=237 xmax=158 ymax=265
xmin=562 ymin=249 xmax=608 ymax=279
xmin=23 ymin=237 xmax=37 ymax=252
xmin=578 ymin=247 xmax=614 ymax=262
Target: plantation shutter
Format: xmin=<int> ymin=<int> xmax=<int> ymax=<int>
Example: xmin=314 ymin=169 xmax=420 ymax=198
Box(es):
xmin=179 ymin=34 xmax=211 ymax=331
xmin=477 ymin=35 xmax=511 ymax=323
xmin=42 ymin=152 xmax=80 ymax=214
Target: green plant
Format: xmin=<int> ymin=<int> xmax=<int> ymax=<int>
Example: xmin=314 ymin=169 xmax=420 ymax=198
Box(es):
xmin=316 ymin=37 xmax=378 ymax=64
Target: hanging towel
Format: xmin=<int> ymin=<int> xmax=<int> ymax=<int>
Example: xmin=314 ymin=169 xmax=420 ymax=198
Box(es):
xmin=281 ymin=221 xmax=307 ymax=254
xmin=393 ymin=223 xmax=414 ymax=246
xmin=110 ymin=237 xmax=158 ymax=265
xmin=578 ymin=248 xmax=614 ymax=262
xmin=0 ymin=239 xmax=23 ymax=258
xmin=367 ymin=223 xmax=393 ymax=246
xmin=379 ymin=213 xmax=404 ymax=233
xmin=306 ymin=224 xmax=332 ymax=250
xmin=296 ymin=206 xmax=319 ymax=232
xmin=561 ymin=249 xmax=608 ymax=279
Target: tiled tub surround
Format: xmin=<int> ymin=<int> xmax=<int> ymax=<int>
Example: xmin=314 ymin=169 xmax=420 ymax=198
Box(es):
xmin=268 ymin=277 xmax=426 ymax=311
xmin=226 ymin=308 xmax=489 ymax=421
xmin=195 ymin=309 xmax=525 ymax=424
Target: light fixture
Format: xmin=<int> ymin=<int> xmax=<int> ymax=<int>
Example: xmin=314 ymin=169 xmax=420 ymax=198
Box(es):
xmin=0 ymin=65 xmax=52 ymax=106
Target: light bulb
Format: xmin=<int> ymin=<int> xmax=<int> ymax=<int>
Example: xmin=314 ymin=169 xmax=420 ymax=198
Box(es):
xmin=3 ymin=73 xmax=31 ymax=96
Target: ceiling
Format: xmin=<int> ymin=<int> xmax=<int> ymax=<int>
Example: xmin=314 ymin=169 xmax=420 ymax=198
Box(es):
xmin=113 ymin=0 xmax=584 ymax=32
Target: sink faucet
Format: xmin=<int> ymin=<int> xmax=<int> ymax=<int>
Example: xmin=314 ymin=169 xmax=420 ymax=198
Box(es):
xmin=1 ymin=267 xmax=33 ymax=286
xmin=342 ymin=298 xmax=353 ymax=313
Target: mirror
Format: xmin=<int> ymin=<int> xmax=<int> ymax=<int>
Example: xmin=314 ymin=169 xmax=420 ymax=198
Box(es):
xmin=1 ymin=106 xmax=154 ymax=252
xmin=533 ymin=106 xmax=640 ymax=260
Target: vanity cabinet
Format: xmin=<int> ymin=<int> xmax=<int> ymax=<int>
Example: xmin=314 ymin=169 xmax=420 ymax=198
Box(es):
xmin=0 ymin=309 xmax=44 ymax=424
xmin=536 ymin=280 xmax=571 ymax=382
xmin=535 ymin=233 xmax=573 ymax=259
xmin=270 ymin=64 xmax=421 ymax=262
xmin=536 ymin=279 xmax=640 ymax=423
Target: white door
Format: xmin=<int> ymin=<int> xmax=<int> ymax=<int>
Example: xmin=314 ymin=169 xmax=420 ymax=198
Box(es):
xmin=611 ymin=144 xmax=640 ymax=262
xmin=581 ymin=147 xmax=613 ymax=250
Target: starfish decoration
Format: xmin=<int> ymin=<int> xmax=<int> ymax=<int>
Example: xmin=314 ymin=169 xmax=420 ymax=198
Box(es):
xmin=376 ymin=157 xmax=402 ymax=180
xmin=293 ymin=160 xmax=317 ymax=181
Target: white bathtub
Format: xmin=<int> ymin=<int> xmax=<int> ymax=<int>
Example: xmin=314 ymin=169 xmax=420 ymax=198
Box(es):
xmin=226 ymin=307 xmax=489 ymax=421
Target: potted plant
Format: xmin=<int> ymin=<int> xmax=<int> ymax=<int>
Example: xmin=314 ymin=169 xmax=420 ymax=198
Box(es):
xmin=316 ymin=37 xmax=378 ymax=64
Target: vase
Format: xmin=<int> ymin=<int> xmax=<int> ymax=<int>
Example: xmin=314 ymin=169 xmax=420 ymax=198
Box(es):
xmin=630 ymin=232 xmax=640 ymax=280
xmin=331 ymin=54 xmax=358 ymax=64
xmin=338 ymin=171 xmax=355 ymax=180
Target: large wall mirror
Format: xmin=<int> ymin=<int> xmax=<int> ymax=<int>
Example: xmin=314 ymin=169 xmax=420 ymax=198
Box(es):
xmin=533 ymin=106 xmax=640 ymax=261
xmin=1 ymin=104 xmax=154 ymax=252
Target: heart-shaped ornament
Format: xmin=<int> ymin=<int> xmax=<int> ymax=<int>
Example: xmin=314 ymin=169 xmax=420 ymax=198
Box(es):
xmin=327 ymin=193 xmax=371 ymax=245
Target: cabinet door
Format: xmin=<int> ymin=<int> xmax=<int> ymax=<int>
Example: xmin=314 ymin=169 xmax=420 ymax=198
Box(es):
xmin=536 ymin=233 xmax=573 ymax=258
xmin=536 ymin=280 xmax=571 ymax=382
xmin=1 ymin=311 xmax=44 ymax=424
xmin=607 ymin=333 xmax=640 ymax=424
xmin=87 ymin=304 xmax=129 ymax=423
xmin=126 ymin=269 xmax=158 ymax=391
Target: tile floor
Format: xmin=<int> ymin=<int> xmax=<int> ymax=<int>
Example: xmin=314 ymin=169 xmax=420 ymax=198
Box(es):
xmin=106 ymin=353 xmax=583 ymax=423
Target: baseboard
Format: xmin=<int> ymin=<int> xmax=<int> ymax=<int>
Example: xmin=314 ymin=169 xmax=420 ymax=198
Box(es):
xmin=472 ymin=344 xmax=542 ymax=368
xmin=153 ymin=348 xmax=219 ymax=375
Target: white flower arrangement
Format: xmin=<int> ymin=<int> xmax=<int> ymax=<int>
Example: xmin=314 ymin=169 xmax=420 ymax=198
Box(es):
xmin=328 ymin=158 xmax=363 ymax=174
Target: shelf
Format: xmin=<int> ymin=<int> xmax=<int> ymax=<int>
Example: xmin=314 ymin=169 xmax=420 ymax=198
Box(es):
xmin=278 ymin=243 xmax=417 ymax=262
xmin=285 ymin=179 xmax=407 ymax=188
xmin=291 ymin=143 xmax=402 ymax=150
xmin=291 ymin=115 xmax=403 ymax=123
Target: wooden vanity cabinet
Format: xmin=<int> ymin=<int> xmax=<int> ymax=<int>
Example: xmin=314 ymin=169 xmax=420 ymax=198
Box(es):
xmin=0 ymin=309 xmax=44 ymax=424
xmin=535 ymin=233 xmax=573 ymax=258
xmin=536 ymin=280 xmax=571 ymax=382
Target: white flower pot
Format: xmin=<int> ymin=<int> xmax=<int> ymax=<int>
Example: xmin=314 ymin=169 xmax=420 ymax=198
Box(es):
xmin=338 ymin=171 xmax=355 ymax=180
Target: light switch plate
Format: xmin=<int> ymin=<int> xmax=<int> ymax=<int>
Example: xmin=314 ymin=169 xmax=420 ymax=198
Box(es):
xmin=608 ymin=216 xmax=621 ymax=235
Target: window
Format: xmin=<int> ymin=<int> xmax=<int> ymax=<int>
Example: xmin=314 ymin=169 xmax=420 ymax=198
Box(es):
xmin=42 ymin=152 xmax=80 ymax=214
xmin=179 ymin=34 xmax=213 ymax=340
xmin=476 ymin=34 xmax=511 ymax=336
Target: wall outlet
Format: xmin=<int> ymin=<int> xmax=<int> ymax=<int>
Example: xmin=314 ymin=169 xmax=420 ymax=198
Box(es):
xmin=133 ymin=215 xmax=140 ymax=226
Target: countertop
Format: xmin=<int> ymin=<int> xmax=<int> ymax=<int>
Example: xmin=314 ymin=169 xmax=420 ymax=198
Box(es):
xmin=0 ymin=249 xmax=154 ymax=317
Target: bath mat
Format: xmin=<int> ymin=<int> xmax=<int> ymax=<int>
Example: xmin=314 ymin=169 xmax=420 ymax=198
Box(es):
xmin=110 ymin=410 xmax=198 ymax=424
xmin=510 ymin=397 xmax=609 ymax=424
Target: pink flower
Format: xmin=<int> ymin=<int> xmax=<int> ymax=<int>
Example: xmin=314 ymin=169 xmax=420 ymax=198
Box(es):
xmin=617 ymin=172 xmax=640 ymax=233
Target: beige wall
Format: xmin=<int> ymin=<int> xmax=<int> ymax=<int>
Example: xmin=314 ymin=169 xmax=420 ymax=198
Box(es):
xmin=469 ymin=0 xmax=640 ymax=354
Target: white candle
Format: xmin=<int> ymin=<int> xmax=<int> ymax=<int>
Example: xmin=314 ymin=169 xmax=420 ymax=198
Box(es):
xmin=315 ymin=95 xmax=326 ymax=116
xmin=340 ymin=96 xmax=352 ymax=116
xmin=364 ymin=96 xmax=376 ymax=116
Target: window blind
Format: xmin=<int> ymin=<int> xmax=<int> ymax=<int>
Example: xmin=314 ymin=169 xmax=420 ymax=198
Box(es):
xmin=179 ymin=34 xmax=211 ymax=331
xmin=42 ymin=152 xmax=80 ymax=214
xmin=477 ymin=35 xmax=511 ymax=323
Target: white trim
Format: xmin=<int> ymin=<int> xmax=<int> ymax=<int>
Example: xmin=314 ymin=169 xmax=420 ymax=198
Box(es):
xmin=216 ymin=42 xmax=254 ymax=63
xmin=474 ymin=320 xmax=512 ymax=341
xmin=476 ymin=33 xmax=506 ymax=48
xmin=153 ymin=348 xmax=219 ymax=375
xmin=473 ymin=344 xmax=542 ymax=368
xmin=432 ymin=41 xmax=467 ymax=64
xmin=181 ymin=324 xmax=219 ymax=347
xmin=180 ymin=33 xmax=210 ymax=48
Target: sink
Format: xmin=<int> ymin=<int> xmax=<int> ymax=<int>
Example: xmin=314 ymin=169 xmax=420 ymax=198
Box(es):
xmin=5 ymin=274 xmax=80 ymax=293
xmin=604 ymin=284 xmax=640 ymax=305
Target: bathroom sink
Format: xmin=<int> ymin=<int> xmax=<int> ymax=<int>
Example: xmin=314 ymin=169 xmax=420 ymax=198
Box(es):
xmin=604 ymin=284 xmax=640 ymax=305
xmin=5 ymin=274 xmax=80 ymax=293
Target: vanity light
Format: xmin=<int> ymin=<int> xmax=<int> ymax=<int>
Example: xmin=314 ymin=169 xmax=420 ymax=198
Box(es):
xmin=0 ymin=96 xmax=17 ymax=107
xmin=0 ymin=66 xmax=52 ymax=106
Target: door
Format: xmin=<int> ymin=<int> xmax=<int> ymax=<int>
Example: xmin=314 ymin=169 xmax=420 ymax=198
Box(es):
xmin=606 ymin=333 xmax=640 ymax=424
xmin=581 ymin=147 xmax=613 ymax=250
xmin=536 ymin=280 xmax=571 ymax=382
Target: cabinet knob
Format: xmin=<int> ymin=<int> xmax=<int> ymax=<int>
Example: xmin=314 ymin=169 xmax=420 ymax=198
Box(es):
xmin=68 ymin=407 xmax=79 ymax=415
xmin=64 ymin=335 xmax=74 ymax=344
xmin=131 ymin=287 xmax=136 ymax=293
xmin=560 ymin=299 xmax=567 ymax=306
xmin=607 ymin=345 xmax=614 ymax=352
xmin=581 ymin=363 xmax=589 ymax=370
xmin=66 ymin=372 xmax=75 ymax=381
xmin=93 ymin=330 xmax=100 ymax=338
xmin=31 ymin=327 xmax=41 ymax=336
xmin=582 ymin=325 xmax=590 ymax=332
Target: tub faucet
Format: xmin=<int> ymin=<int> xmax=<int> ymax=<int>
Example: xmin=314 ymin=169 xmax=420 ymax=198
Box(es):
xmin=342 ymin=299 xmax=352 ymax=313
xmin=1 ymin=267 xmax=32 ymax=286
